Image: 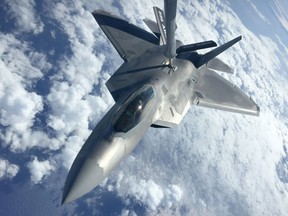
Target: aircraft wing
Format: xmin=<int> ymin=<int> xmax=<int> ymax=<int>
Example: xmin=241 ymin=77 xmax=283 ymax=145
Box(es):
xmin=207 ymin=58 xmax=233 ymax=74
xmin=192 ymin=69 xmax=260 ymax=116
xmin=92 ymin=10 xmax=159 ymax=62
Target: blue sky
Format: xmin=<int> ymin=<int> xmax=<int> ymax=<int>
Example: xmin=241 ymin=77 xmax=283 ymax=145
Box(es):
xmin=1 ymin=0 xmax=288 ymax=215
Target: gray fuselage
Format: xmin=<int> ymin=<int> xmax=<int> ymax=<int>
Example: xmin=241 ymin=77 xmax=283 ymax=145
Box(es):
xmin=62 ymin=44 xmax=197 ymax=203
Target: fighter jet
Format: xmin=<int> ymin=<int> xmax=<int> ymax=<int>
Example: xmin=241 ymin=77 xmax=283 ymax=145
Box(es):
xmin=62 ymin=0 xmax=259 ymax=204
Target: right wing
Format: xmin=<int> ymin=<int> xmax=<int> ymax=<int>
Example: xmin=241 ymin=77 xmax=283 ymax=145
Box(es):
xmin=192 ymin=69 xmax=260 ymax=116
xmin=92 ymin=10 xmax=158 ymax=62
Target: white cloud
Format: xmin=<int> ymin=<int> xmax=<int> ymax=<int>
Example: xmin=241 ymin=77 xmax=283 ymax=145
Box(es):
xmin=120 ymin=209 xmax=137 ymax=216
xmin=35 ymin=0 xmax=288 ymax=214
xmin=56 ymin=135 xmax=86 ymax=170
xmin=27 ymin=156 xmax=55 ymax=184
xmin=271 ymin=0 xmax=288 ymax=32
xmin=0 ymin=84 xmax=42 ymax=131
xmin=42 ymin=0 xmax=115 ymax=169
xmin=3 ymin=0 xmax=44 ymax=34
xmin=0 ymin=158 xmax=19 ymax=180
xmin=0 ymin=33 xmax=58 ymax=152
xmin=106 ymin=169 xmax=183 ymax=212
xmin=247 ymin=0 xmax=271 ymax=24
xmin=1 ymin=0 xmax=114 ymax=161
xmin=1 ymin=0 xmax=288 ymax=215
xmin=0 ymin=34 xmax=49 ymax=83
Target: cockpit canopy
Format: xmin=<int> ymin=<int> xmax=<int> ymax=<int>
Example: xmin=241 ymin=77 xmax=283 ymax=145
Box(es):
xmin=112 ymin=86 xmax=155 ymax=133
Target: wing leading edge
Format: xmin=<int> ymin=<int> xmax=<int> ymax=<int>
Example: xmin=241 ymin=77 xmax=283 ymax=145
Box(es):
xmin=192 ymin=69 xmax=260 ymax=116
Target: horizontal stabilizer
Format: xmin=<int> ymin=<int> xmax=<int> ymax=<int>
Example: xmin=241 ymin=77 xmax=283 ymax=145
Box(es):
xmin=92 ymin=10 xmax=158 ymax=61
xmin=196 ymin=36 xmax=242 ymax=68
xmin=192 ymin=69 xmax=259 ymax=116
xmin=207 ymin=58 xmax=233 ymax=74
xmin=176 ymin=40 xmax=217 ymax=53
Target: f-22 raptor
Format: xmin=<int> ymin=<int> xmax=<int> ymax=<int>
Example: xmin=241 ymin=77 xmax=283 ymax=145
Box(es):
xmin=62 ymin=0 xmax=259 ymax=204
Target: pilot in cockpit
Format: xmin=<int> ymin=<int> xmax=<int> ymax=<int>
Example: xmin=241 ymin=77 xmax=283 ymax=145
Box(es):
xmin=112 ymin=86 xmax=154 ymax=133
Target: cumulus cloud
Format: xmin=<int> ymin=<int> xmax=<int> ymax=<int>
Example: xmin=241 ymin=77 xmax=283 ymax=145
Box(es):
xmin=105 ymin=168 xmax=183 ymax=213
xmin=25 ymin=0 xmax=288 ymax=214
xmin=1 ymin=0 xmax=288 ymax=215
xmin=1 ymin=0 xmax=114 ymax=162
xmin=0 ymin=158 xmax=19 ymax=180
xmin=3 ymin=0 xmax=44 ymax=34
xmin=0 ymin=36 xmax=37 ymax=144
xmin=42 ymin=0 xmax=116 ymax=169
xmin=0 ymin=33 xmax=60 ymax=152
xmin=27 ymin=156 xmax=55 ymax=184
xmin=125 ymin=178 xmax=164 ymax=210
xmin=120 ymin=209 xmax=137 ymax=216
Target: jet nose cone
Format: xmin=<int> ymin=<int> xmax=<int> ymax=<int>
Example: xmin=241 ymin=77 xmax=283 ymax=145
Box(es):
xmin=62 ymin=157 xmax=105 ymax=204
xmin=62 ymin=132 xmax=126 ymax=204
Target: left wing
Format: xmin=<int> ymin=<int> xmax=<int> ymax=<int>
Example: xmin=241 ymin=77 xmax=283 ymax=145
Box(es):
xmin=93 ymin=10 xmax=159 ymax=62
xmin=192 ymin=69 xmax=260 ymax=116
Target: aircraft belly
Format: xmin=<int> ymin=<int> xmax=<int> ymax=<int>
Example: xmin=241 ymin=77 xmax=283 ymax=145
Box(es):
xmin=154 ymin=101 xmax=191 ymax=128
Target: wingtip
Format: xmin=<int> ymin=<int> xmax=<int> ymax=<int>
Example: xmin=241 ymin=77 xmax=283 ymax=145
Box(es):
xmin=92 ymin=9 xmax=115 ymax=18
xmin=61 ymin=193 xmax=74 ymax=205
xmin=61 ymin=198 xmax=65 ymax=205
xmin=61 ymin=193 xmax=69 ymax=205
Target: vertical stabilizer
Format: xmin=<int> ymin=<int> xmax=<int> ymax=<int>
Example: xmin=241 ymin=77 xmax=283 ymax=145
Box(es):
xmin=153 ymin=7 xmax=167 ymax=45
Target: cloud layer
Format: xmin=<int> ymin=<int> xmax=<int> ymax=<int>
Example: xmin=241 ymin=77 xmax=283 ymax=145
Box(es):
xmin=27 ymin=156 xmax=55 ymax=184
xmin=0 ymin=158 xmax=19 ymax=180
xmin=3 ymin=0 xmax=44 ymax=34
xmin=1 ymin=0 xmax=288 ymax=215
